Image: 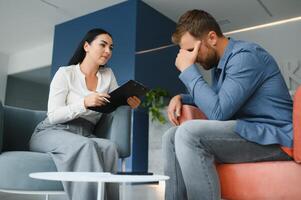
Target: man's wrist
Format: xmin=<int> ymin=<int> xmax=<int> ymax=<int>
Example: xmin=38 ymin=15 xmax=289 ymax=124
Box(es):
xmin=178 ymin=63 xmax=194 ymax=72
xmin=179 ymin=64 xmax=202 ymax=84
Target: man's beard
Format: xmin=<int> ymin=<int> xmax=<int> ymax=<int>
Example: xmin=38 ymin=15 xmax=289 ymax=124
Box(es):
xmin=198 ymin=45 xmax=219 ymax=70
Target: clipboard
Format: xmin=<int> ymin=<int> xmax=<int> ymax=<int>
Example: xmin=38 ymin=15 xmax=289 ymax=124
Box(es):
xmin=88 ymin=80 xmax=150 ymax=113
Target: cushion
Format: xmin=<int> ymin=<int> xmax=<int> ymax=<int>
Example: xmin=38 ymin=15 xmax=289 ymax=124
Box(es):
xmin=217 ymin=161 xmax=301 ymax=199
xmin=0 ymin=151 xmax=63 ymax=191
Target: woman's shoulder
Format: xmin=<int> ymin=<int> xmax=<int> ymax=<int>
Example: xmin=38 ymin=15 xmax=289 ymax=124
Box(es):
xmin=55 ymin=64 xmax=78 ymax=76
xmin=58 ymin=64 xmax=77 ymax=72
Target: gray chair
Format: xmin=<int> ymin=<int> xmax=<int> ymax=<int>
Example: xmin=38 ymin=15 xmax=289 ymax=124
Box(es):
xmin=0 ymin=102 xmax=131 ymax=198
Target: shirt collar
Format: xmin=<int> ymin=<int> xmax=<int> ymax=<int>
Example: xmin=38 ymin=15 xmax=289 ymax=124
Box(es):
xmin=76 ymin=63 xmax=102 ymax=78
xmin=217 ymin=38 xmax=235 ymax=70
xmin=76 ymin=63 xmax=85 ymax=79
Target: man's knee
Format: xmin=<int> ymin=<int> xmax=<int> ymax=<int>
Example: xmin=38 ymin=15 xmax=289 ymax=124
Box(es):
xmin=162 ymin=126 xmax=178 ymax=147
xmin=175 ymin=120 xmax=212 ymax=146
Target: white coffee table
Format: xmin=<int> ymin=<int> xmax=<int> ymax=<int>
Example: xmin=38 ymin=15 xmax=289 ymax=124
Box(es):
xmin=29 ymin=172 xmax=169 ymax=200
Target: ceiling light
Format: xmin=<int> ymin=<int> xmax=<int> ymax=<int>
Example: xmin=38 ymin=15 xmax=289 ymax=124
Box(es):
xmin=224 ymin=16 xmax=301 ymax=35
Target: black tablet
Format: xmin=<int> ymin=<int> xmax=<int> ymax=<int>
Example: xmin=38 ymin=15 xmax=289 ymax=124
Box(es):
xmin=88 ymin=80 xmax=150 ymax=113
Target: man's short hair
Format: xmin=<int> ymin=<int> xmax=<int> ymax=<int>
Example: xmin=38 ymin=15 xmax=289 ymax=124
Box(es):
xmin=172 ymin=9 xmax=223 ymax=44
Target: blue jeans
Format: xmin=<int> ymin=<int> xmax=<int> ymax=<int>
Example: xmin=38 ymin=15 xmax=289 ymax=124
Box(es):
xmin=162 ymin=120 xmax=292 ymax=200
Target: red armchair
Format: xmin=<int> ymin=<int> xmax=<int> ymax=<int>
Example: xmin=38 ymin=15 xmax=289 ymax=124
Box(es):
xmin=178 ymin=86 xmax=301 ymax=200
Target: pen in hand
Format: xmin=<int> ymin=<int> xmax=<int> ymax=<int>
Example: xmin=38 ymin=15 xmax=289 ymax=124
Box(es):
xmin=103 ymin=97 xmax=111 ymax=103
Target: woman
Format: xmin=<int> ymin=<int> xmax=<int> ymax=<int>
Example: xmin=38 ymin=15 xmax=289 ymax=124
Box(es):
xmin=29 ymin=28 xmax=140 ymax=200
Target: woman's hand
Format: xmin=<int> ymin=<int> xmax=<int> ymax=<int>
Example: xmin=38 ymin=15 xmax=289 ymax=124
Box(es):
xmin=127 ymin=96 xmax=141 ymax=109
xmin=84 ymin=92 xmax=111 ymax=108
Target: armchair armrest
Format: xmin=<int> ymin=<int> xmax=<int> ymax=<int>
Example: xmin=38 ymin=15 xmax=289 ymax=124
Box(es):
xmin=293 ymin=86 xmax=301 ymax=162
xmin=179 ymin=105 xmax=207 ymax=124
xmin=94 ymin=106 xmax=131 ymax=158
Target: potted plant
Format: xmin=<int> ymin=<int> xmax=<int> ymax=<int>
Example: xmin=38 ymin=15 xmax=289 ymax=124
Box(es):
xmin=142 ymin=88 xmax=172 ymax=174
xmin=142 ymin=87 xmax=170 ymax=124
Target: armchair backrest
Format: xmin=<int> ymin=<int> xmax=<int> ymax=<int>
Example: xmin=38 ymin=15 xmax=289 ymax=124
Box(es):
xmin=0 ymin=102 xmax=3 ymax=153
xmin=293 ymin=86 xmax=301 ymax=162
xmin=0 ymin=103 xmax=132 ymax=159
xmin=2 ymin=105 xmax=46 ymax=151
xmin=93 ymin=106 xmax=131 ymax=159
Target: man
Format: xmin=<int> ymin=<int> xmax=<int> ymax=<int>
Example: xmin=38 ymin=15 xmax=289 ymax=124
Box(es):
xmin=163 ymin=9 xmax=293 ymax=200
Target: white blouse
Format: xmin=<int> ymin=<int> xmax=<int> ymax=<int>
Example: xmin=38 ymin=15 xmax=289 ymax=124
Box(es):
xmin=47 ymin=64 xmax=118 ymax=125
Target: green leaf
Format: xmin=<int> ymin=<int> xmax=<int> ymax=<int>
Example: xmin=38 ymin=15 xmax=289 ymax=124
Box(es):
xmin=141 ymin=87 xmax=170 ymax=124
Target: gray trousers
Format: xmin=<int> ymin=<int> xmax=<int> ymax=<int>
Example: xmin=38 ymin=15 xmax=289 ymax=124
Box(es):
xmin=162 ymin=120 xmax=292 ymax=200
xmin=29 ymin=118 xmax=119 ymax=200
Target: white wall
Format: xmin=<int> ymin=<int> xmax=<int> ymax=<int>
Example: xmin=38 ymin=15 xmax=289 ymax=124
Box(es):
xmin=226 ymin=20 xmax=301 ymax=91
xmin=0 ymin=42 xmax=52 ymax=104
xmin=0 ymin=53 xmax=9 ymax=103
xmin=227 ymin=21 xmax=301 ymax=64
xmin=7 ymin=42 xmax=53 ymax=75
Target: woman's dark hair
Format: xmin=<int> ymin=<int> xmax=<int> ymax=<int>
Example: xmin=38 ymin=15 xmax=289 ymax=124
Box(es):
xmin=68 ymin=28 xmax=112 ymax=65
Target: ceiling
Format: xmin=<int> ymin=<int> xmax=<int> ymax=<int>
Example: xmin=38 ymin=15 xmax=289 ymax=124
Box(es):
xmin=1 ymin=0 xmax=301 ymax=55
xmin=1 ymin=0 xmax=301 ymax=85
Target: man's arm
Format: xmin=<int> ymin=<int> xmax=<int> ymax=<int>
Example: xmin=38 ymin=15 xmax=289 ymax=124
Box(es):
xmin=179 ymin=51 xmax=265 ymax=120
xmin=180 ymin=94 xmax=195 ymax=105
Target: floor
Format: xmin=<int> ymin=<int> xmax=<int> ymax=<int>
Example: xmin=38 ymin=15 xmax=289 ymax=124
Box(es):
xmin=0 ymin=183 xmax=165 ymax=200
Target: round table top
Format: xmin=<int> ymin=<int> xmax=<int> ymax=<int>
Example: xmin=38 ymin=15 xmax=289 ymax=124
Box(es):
xmin=29 ymin=172 xmax=169 ymax=183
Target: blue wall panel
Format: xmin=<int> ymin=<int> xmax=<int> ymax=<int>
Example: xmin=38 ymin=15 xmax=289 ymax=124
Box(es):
xmin=135 ymin=1 xmax=185 ymax=95
xmin=136 ymin=1 xmax=177 ymax=51
xmin=129 ymin=1 xmax=185 ymax=172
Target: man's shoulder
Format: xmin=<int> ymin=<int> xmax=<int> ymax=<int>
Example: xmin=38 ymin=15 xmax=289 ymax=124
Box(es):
xmin=229 ymin=39 xmax=273 ymax=65
xmin=226 ymin=39 xmax=278 ymax=75
xmin=231 ymin=39 xmax=275 ymax=64
xmin=228 ymin=40 xmax=258 ymax=65
xmin=231 ymin=39 xmax=262 ymax=55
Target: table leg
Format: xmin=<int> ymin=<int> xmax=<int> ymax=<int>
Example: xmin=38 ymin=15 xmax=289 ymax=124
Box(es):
xmin=97 ymin=182 xmax=104 ymax=200
xmin=121 ymin=183 xmax=126 ymax=200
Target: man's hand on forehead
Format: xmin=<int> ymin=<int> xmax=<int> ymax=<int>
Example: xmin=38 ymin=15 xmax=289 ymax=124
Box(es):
xmin=175 ymin=41 xmax=201 ymax=72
